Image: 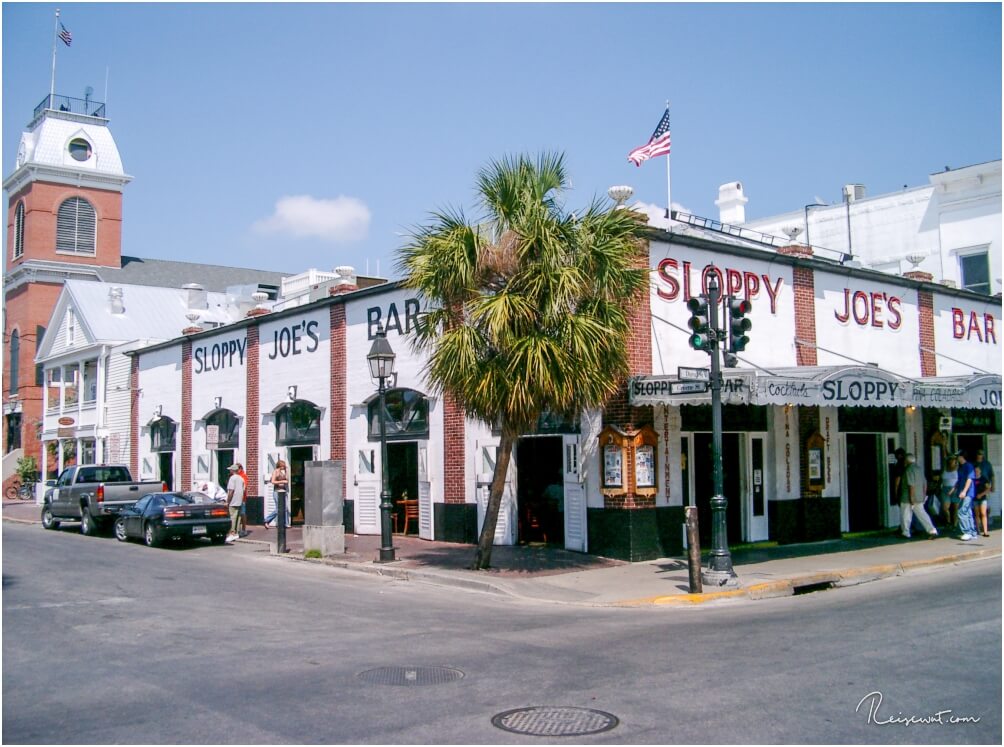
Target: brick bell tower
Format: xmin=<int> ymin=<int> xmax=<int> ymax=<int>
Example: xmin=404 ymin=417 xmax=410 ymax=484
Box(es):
xmin=2 ymin=93 xmax=132 ymax=478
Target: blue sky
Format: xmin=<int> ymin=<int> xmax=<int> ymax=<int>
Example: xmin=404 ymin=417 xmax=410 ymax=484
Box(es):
xmin=3 ymin=3 xmax=1001 ymax=279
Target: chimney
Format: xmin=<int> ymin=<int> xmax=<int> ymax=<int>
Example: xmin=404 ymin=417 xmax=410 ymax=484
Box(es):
xmin=182 ymin=312 xmax=202 ymax=335
xmin=715 ymin=182 xmax=748 ymax=224
xmin=246 ymin=291 xmax=270 ymax=317
xmin=328 ymin=265 xmax=359 ymax=296
xmin=107 ymin=286 xmax=125 ymax=315
xmin=182 ymin=283 xmax=208 ymax=310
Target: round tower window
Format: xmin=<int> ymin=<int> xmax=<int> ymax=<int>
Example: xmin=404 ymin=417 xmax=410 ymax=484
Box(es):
xmin=68 ymin=138 xmax=92 ymax=162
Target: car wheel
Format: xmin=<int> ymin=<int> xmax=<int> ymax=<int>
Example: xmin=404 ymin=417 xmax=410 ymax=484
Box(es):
xmin=144 ymin=522 xmax=159 ymax=547
xmin=80 ymin=510 xmax=97 ymax=536
xmin=41 ymin=505 xmax=60 ymax=530
xmin=210 ymin=534 xmax=227 ymax=545
xmin=114 ymin=517 xmax=129 ymax=542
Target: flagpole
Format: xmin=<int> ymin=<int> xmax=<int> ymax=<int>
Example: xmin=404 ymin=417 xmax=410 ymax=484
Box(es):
xmin=665 ymin=100 xmax=672 ymax=221
xmin=49 ymin=8 xmax=61 ymax=105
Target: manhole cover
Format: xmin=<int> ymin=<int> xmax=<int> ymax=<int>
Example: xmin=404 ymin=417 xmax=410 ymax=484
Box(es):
xmin=357 ymin=666 xmax=464 ymax=686
xmin=492 ymin=706 xmax=619 ymax=737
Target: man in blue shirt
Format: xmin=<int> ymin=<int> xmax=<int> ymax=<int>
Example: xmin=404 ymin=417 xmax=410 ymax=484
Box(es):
xmin=954 ymin=450 xmax=977 ymax=541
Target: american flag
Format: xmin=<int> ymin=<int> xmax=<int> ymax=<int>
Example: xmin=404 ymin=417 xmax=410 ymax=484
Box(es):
xmin=59 ymin=22 xmax=72 ymax=46
xmin=627 ymin=108 xmax=671 ymax=166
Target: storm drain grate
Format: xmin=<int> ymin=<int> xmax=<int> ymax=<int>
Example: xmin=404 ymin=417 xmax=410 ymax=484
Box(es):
xmin=792 ymin=581 xmax=834 ymax=595
xmin=491 ymin=706 xmax=619 ymax=737
xmin=357 ymin=666 xmax=464 ymax=686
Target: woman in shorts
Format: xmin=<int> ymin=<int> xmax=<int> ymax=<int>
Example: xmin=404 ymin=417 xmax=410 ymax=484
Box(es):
xmin=941 ymin=456 xmax=959 ymax=528
xmin=973 ymin=466 xmax=991 ymax=537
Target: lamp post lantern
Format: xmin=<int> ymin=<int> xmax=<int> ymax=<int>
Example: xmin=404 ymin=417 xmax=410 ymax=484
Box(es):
xmin=367 ymin=325 xmax=397 ymax=562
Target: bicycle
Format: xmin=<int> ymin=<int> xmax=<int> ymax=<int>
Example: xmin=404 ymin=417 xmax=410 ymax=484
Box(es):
xmin=5 ymin=479 xmax=35 ymax=500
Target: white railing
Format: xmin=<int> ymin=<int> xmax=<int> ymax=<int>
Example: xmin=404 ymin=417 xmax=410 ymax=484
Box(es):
xmin=280 ymin=269 xmax=339 ymax=299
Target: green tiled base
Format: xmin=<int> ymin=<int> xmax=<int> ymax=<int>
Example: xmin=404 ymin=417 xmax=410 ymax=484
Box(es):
xmin=587 ymin=506 xmax=686 ymax=561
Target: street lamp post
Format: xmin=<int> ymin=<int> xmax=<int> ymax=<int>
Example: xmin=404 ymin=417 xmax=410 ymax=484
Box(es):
xmin=367 ymin=326 xmax=396 ymax=563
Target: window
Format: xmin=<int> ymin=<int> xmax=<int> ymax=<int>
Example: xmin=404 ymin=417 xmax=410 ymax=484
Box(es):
xmin=275 ymin=401 xmax=321 ymax=446
xmin=66 ymin=310 xmax=75 ymax=345
xmin=5 ymin=414 xmax=21 ymax=453
xmin=205 ymin=409 xmax=240 ymax=449
xmin=151 ymin=417 xmax=177 ymax=452
xmin=367 ymin=388 xmax=430 ymax=442
xmin=8 ymin=330 xmax=19 ymax=394
xmin=35 ymin=326 xmax=45 ymax=386
xmin=13 ymin=201 xmax=25 ymax=259
xmin=56 ymin=197 xmax=96 ymax=255
xmin=67 ymin=138 xmax=92 ymax=162
xmin=960 ymin=251 xmax=990 ymax=294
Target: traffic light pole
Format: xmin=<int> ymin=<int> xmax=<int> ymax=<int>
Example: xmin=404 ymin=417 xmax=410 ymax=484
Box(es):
xmin=702 ymin=274 xmax=738 ymax=587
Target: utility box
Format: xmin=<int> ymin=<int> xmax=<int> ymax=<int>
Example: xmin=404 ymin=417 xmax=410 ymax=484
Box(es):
xmin=302 ymin=460 xmax=345 ymax=556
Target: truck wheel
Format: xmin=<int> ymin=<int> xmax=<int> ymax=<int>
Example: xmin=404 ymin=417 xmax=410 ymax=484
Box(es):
xmin=41 ymin=505 xmax=60 ymax=530
xmin=80 ymin=510 xmax=97 ymax=537
xmin=114 ymin=517 xmax=129 ymax=542
xmin=144 ymin=522 xmax=159 ymax=547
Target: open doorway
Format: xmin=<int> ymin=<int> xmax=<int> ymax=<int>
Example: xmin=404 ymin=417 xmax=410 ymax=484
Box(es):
xmin=515 ymin=436 xmax=564 ymax=545
xmin=846 ymin=433 xmax=881 ymax=531
xmin=387 ymin=442 xmax=418 ymax=533
xmin=288 ymin=446 xmax=314 ymax=524
xmin=158 ymin=452 xmax=174 ymax=491
xmin=693 ymin=433 xmax=742 ymax=545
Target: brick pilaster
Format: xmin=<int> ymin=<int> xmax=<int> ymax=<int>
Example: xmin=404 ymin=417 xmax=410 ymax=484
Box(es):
xmin=181 ymin=341 xmax=192 ymax=490
xmin=130 ymin=356 xmax=139 ymax=476
xmin=778 ymin=246 xmax=818 ymax=366
xmin=330 ymin=304 xmax=347 ymax=493
xmin=905 ymin=272 xmax=938 ymax=377
xmin=246 ymin=325 xmax=260 ymax=493
xmin=443 ymin=392 xmax=466 ymax=504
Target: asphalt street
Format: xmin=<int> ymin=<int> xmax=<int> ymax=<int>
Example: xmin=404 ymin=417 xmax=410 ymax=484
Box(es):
xmin=2 ymin=521 xmax=1001 ymax=745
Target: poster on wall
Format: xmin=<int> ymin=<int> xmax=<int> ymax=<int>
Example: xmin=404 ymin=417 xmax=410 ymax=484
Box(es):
xmin=808 ymin=449 xmax=823 ymax=481
xmin=635 ymin=445 xmax=655 ymax=488
xmin=603 ymin=445 xmax=623 ymax=488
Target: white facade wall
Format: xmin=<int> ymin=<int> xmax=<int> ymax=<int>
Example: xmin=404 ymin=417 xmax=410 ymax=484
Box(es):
xmin=189 ymin=328 xmax=248 ymax=490
xmin=104 ymin=344 xmax=134 ymax=464
xmin=136 ymin=347 xmax=182 ymax=481
xmin=814 ymin=273 xmax=922 ymax=375
xmin=932 ymin=295 xmax=1000 ymax=376
xmin=649 ymin=242 xmax=798 ymax=372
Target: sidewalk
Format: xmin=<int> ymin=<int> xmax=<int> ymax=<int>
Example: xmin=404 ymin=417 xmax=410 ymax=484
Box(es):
xmin=5 ymin=499 xmax=999 ymax=606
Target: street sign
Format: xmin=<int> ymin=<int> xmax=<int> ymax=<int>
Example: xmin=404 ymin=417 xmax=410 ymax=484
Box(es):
xmin=677 ymin=366 xmax=711 ymax=382
xmin=669 ymin=381 xmax=709 ymax=395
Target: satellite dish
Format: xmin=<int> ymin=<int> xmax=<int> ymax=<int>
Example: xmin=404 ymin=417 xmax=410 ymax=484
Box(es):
xmin=85 ymin=85 xmax=94 ymax=97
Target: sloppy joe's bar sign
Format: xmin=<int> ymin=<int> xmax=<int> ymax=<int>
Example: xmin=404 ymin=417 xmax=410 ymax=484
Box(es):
xmin=631 ymin=369 xmax=1001 ymax=409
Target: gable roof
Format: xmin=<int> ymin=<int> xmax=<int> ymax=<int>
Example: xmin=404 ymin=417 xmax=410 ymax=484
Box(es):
xmin=36 ymin=279 xmax=234 ymax=362
xmin=97 ymin=255 xmax=288 ymax=292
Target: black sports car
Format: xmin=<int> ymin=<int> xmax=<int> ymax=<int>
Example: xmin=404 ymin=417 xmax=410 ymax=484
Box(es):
xmin=114 ymin=492 xmax=230 ymax=547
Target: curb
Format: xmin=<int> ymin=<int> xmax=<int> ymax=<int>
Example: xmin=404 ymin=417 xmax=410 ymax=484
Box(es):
xmin=625 ymin=548 xmax=1001 ymax=606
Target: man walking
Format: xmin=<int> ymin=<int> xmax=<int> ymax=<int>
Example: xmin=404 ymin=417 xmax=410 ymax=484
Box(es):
xmin=899 ymin=454 xmax=938 ymax=539
xmin=955 ymin=450 xmax=978 ymax=541
xmin=225 ymin=463 xmax=245 ymax=544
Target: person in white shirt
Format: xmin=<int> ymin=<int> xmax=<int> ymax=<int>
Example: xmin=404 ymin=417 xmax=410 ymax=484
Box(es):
xmin=225 ymin=463 xmax=245 ymax=544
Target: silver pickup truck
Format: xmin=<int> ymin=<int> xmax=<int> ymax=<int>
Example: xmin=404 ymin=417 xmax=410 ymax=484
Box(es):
xmin=41 ymin=465 xmax=166 ymax=536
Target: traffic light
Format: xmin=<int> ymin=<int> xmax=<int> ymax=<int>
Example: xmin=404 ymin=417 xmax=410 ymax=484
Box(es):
xmin=728 ymin=297 xmax=752 ymax=353
xmin=687 ymin=296 xmax=713 ymax=352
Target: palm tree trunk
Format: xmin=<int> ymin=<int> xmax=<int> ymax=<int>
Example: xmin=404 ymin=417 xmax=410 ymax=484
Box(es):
xmin=472 ymin=428 xmax=515 ymax=570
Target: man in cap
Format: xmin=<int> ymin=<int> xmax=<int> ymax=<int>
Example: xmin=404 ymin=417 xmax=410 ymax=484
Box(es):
xmin=899 ymin=453 xmax=938 ymax=539
xmin=954 ymin=450 xmax=977 ymax=541
xmin=225 ymin=463 xmax=245 ymax=544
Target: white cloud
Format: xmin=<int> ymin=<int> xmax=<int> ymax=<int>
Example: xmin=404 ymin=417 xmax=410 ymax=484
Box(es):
xmin=253 ymin=195 xmax=370 ymax=242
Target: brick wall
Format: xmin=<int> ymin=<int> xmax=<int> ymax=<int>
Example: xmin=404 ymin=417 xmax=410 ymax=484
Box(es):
xmin=246 ymin=325 xmax=260 ymax=492
xmin=443 ymin=392 xmax=466 ymax=504
xmin=181 ymin=340 xmax=192 ymax=490
xmin=778 ymin=246 xmax=818 ymax=366
xmin=330 ymin=304 xmax=346 ymax=493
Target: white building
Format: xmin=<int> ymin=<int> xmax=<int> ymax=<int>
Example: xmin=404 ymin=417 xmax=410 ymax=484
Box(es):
xmin=707 ymin=160 xmax=1001 ymax=294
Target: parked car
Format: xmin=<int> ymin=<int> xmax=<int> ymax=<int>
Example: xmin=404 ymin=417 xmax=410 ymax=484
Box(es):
xmin=41 ymin=465 xmax=166 ymax=535
xmin=114 ymin=492 xmax=230 ymax=547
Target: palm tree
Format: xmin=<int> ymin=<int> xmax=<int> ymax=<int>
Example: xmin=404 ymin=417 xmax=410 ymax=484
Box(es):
xmin=397 ymin=152 xmax=647 ymax=569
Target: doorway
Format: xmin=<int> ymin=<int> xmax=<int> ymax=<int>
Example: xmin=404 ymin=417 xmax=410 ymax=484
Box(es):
xmin=693 ymin=433 xmax=742 ymax=545
xmin=515 ymin=436 xmax=565 ymax=545
xmin=387 ymin=442 xmax=418 ymax=533
xmin=215 ymin=449 xmax=234 ymax=489
xmin=846 ymin=433 xmax=881 ymax=531
xmin=158 ymin=452 xmax=174 ymax=491
xmin=288 ymin=446 xmax=314 ymax=524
